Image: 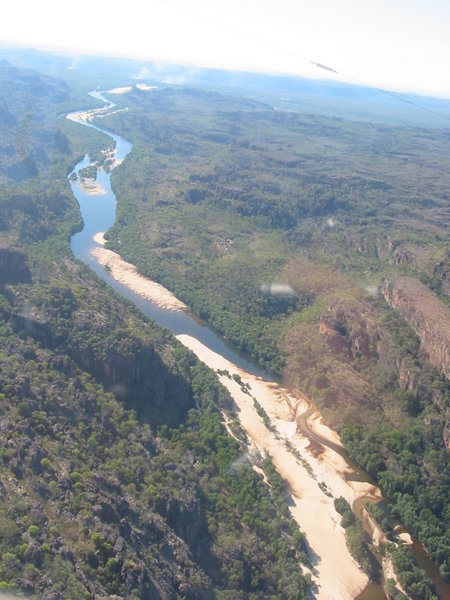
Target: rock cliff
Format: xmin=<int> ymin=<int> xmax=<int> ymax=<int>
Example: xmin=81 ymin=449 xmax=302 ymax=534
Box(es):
xmin=381 ymin=275 xmax=450 ymax=380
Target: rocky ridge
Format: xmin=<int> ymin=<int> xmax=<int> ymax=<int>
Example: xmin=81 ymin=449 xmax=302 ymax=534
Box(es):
xmin=381 ymin=275 xmax=450 ymax=381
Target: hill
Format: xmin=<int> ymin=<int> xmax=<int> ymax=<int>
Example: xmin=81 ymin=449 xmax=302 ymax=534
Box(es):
xmin=100 ymin=83 xmax=450 ymax=586
xmin=2 ymin=47 xmax=450 ymax=126
xmin=0 ymin=62 xmax=311 ymax=599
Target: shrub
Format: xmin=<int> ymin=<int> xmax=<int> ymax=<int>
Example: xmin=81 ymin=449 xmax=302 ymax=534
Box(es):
xmin=28 ymin=525 xmax=39 ymax=538
xmin=40 ymin=457 xmax=51 ymax=471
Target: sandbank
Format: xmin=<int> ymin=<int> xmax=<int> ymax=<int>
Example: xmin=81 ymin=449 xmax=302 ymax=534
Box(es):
xmin=91 ymin=242 xmax=187 ymax=311
xmin=93 ymin=232 xmax=107 ymax=246
xmin=88 ymin=230 xmax=387 ymax=597
xmin=308 ymin=411 xmax=344 ymax=447
xmin=77 ymin=179 xmax=107 ymax=196
xmin=94 ymin=107 xmax=128 ymax=120
xmin=177 ymin=334 xmax=369 ymax=600
xmin=107 ymin=158 xmax=123 ymax=169
xmin=67 ymin=106 xmax=107 ymax=124
xmin=85 ymin=231 xmax=377 ymax=596
xmin=398 ymin=532 xmax=413 ymax=545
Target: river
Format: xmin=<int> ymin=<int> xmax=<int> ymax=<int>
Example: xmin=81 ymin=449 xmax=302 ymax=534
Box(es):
xmin=69 ymin=91 xmax=267 ymax=379
xmin=67 ymin=90 xmax=449 ymax=600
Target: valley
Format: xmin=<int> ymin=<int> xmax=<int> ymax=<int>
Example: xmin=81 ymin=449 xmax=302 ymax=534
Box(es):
xmin=0 ymin=54 xmax=448 ymax=599
xmin=68 ymin=88 xmax=449 ymax=599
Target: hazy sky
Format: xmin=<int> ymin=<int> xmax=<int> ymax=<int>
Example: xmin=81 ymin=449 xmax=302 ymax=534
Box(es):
xmin=2 ymin=0 xmax=450 ymax=97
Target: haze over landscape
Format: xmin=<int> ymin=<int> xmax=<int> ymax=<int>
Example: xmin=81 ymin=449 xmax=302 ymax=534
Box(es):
xmin=2 ymin=0 xmax=450 ymax=97
xmin=0 ymin=2 xmax=449 ymax=600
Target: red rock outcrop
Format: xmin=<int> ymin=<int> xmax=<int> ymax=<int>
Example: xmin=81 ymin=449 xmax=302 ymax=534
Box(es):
xmin=381 ymin=275 xmax=450 ymax=380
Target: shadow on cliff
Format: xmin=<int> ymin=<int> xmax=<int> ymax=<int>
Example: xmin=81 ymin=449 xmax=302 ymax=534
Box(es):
xmin=10 ymin=308 xmax=193 ymax=428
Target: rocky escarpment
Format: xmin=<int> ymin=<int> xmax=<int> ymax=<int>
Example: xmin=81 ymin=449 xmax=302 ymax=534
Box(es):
xmin=0 ymin=245 xmax=31 ymax=284
xmin=9 ymin=302 xmax=193 ymax=428
xmin=0 ymin=332 xmax=212 ymax=599
xmin=5 ymin=271 xmax=194 ymax=428
xmin=318 ymin=300 xmax=409 ymax=383
xmin=381 ymin=275 xmax=450 ymax=380
xmin=0 ymin=271 xmax=311 ymax=598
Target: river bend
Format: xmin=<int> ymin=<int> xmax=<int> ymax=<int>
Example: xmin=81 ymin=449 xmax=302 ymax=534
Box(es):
xmin=67 ymin=90 xmax=448 ymax=600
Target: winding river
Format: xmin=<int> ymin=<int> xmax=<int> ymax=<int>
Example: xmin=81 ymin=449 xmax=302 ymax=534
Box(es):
xmin=69 ymin=92 xmax=267 ymax=379
xmin=67 ymin=91 xmax=449 ymax=600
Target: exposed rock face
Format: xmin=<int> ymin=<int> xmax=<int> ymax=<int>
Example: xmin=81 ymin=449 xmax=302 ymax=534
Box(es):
xmin=318 ymin=315 xmax=351 ymax=356
xmin=0 ymin=246 xmax=31 ymax=284
xmin=398 ymin=356 xmax=420 ymax=391
xmin=381 ymin=276 xmax=450 ymax=380
xmin=320 ymin=303 xmax=379 ymax=363
xmin=10 ymin=307 xmax=193 ymax=428
xmin=444 ymin=414 xmax=450 ymax=450
xmin=433 ymin=261 xmax=450 ymax=298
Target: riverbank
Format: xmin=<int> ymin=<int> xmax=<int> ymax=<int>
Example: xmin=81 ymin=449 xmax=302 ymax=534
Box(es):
xmin=68 ymin=90 xmax=449 ymax=600
xmin=178 ymin=333 xmax=370 ymax=600
xmin=78 ymin=179 xmax=107 ymax=195
xmin=92 ymin=232 xmax=188 ymax=311
xmin=88 ymin=229 xmax=372 ymax=597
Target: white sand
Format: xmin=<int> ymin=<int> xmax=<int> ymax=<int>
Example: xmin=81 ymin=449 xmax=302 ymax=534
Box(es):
xmin=309 ymin=411 xmax=344 ymax=447
xmin=67 ymin=106 xmax=107 ymax=124
xmin=86 ymin=233 xmax=378 ymax=597
xmin=93 ymin=232 xmax=107 ymax=246
xmin=67 ymin=105 xmax=127 ymax=127
xmin=177 ymin=334 xmax=370 ymax=600
xmin=107 ymin=158 xmax=123 ymax=169
xmin=94 ymin=107 xmax=129 ymax=120
xmin=77 ymin=179 xmax=107 ymax=195
xmin=398 ymin=532 xmax=413 ymax=545
xmin=70 ymin=92 xmax=389 ymax=596
xmin=91 ymin=242 xmax=187 ymax=311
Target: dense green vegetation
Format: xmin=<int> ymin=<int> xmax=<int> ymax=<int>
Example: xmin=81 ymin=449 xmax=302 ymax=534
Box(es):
xmin=0 ymin=299 xmax=310 ymax=598
xmin=98 ymin=86 xmax=450 ymax=587
xmin=0 ymin=60 xmax=106 ymax=185
xmin=1 ymin=54 xmax=449 ymax=597
xmin=389 ymin=546 xmax=438 ymax=600
xmin=334 ymin=497 xmax=379 ymax=580
xmin=104 ymin=87 xmax=450 ymax=373
xmin=0 ymin=62 xmax=311 ymax=598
